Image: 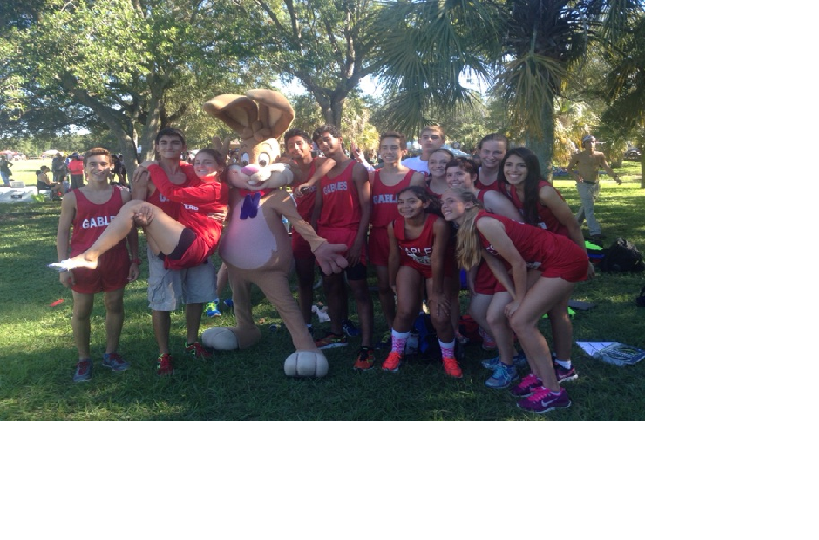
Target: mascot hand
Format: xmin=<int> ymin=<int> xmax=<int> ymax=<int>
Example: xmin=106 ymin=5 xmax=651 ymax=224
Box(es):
xmin=259 ymin=164 xmax=294 ymax=189
xmin=314 ymin=243 xmax=349 ymax=275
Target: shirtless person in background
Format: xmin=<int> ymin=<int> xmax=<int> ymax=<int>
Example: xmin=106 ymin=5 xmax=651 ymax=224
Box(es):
xmin=567 ymin=134 xmax=621 ymax=246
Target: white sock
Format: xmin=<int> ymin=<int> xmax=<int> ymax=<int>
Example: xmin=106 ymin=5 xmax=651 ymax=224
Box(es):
xmin=555 ymin=359 xmax=572 ymax=369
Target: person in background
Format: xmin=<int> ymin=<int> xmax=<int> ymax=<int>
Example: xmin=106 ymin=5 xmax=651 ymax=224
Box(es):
xmin=401 ymin=125 xmax=446 ymax=174
xmin=475 ymin=133 xmax=508 ymax=191
xmin=67 ymin=152 xmax=85 ymax=190
xmin=567 ymin=134 xmax=622 ymax=245
xmin=37 ymin=166 xmax=62 ymax=200
xmin=0 ymin=156 xmax=12 ymax=186
xmin=55 ymin=147 xmax=140 ymax=382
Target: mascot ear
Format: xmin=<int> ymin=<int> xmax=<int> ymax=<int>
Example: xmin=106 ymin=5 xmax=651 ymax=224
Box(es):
xmin=211 ymin=136 xmax=232 ymax=159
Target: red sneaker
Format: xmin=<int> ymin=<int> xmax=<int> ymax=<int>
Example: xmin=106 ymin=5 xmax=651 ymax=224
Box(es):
xmin=156 ymin=353 xmax=174 ymax=376
xmin=442 ymin=357 xmax=463 ymax=379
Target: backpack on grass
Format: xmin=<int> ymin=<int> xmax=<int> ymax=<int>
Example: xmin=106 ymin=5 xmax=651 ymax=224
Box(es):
xmin=600 ymin=237 xmax=645 ymax=273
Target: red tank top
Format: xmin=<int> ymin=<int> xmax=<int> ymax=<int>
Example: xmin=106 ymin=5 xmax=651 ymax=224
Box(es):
xmin=147 ymin=164 xmax=228 ymax=256
xmin=291 ymin=160 xmax=318 ymax=221
xmin=146 ymin=163 xmax=198 ymax=221
xmin=476 ymin=211 xmax=571 ymax=271
xmin=393 ymin=213 xmax=438 ymax=267
xmin=69 ymin=187 xmax=128 ymax=256
xmin=318 ymin=160 xmax=360 ymax=229
xmin=370 ymin=169 xmax=414 ymax=228
xmin=504 ymin=180 xmax=570 ymax=238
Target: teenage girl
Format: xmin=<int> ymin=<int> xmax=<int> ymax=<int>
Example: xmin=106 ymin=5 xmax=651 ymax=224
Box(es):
xmin=498 ymin=147 xmax=594 ymax=383
xmin=426 ymin=148 xmax=454 ymax=198
xmin=385 ymin=186 xmax=461 ymax=378
xmin=58 ymin=149 xmax=228 ymax=271
xmin=441 ymin=188 xmax=588 ymax=413
xmin=368 ymin=131 xmax=426 ymax=335
xmin=445 ymin=157 xmax=525 ymax=383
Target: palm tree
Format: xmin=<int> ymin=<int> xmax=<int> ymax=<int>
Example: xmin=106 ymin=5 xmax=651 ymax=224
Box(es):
xmin=374 ymin=0 xmax=644 ymax=175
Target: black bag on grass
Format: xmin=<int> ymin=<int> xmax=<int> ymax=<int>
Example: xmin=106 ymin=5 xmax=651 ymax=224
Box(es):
xmin=600 ymin=238 xmax=645 ymax=273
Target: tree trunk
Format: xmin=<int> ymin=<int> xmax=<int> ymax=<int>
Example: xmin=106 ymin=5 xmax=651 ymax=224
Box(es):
xmin=526 ymin=99 xmax=555 ymax=182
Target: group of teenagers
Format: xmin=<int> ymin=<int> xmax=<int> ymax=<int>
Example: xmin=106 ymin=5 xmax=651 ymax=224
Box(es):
xmin=57 ymin=123 xmax=608 ymax=414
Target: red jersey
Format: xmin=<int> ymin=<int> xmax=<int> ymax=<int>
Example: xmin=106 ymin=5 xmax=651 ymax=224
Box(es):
xmin=146 ymin=163 xmax=199 ymax=221
xmin=69 ymin=186 xmax=129 ymax=256
xmin=504 ymin=180 xmax=570 ymax=238
xmin=291 ymin=160 xmax=318 ymax=221
xmin=67 ymin=159 xmax=84 ymax=176
xmin=318 ymin=160 xmax=360 ymax=230
xmin=476 ymin=211 xmax=584 ymax=274
xmin=393 ymin=213 xmax=437 ymax=268
xmin=370 ymin=169 xmax=414 ymax=228
xmin=147 ymin=164 xmax=229 ymax=259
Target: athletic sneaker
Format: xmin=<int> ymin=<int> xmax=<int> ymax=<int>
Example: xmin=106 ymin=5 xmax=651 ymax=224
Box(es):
xmin=382 ymin=351 xmax=402 ymax=372
xmin=186 ymin=341 xmax=213 ymax=359
xmin=102 ymin=352 xmax=130 ymax=372
xmin=480 ymin=327 xmax=497 ymax=351
xmin=315 ymin=332 xmax=348 ymax=349
xmin=442 ymin=357 xmax=463 ymax=379
xmin=223 ymin=298 xmax=234 ymax=308
xmin=481 ymin=352 xmax=528 ymax=370
xmin=353 ymin=347 xmax=375 ymax=371
xmin=73 ymin=359 xmax=93 ymax=382
xmin=156 ymin=353 xmax=174 ymax=376
xmin=205 ymin=299 xmax=221 ymax=318
xmin=554 ymin=363 xmax=578 ymax=383
xmin=510 ymin=373 xmax=542 ymax=397
xmin=517 ymin=386 xmax=571 ymax=413
xmin=485 ymin=362 xmax=519 ymax=389
xmin=342 ymin=319 xmax=361 ymax=337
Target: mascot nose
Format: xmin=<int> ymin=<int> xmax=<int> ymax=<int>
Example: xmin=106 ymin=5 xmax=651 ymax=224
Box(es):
xmin=241 ymin=164 xmax=261 ymax=176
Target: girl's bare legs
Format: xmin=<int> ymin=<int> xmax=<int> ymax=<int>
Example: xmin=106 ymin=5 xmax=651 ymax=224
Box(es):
xmin=66 ymin=201 xmax=186 ymax=268
xmin=508 ymin=276 xmax=574 ymax=392
xmin=394 ymin=266 xmax=423 ymax=333
xmin=427 ymin=276 xmax=454 ymax=343
xmin=485 ymin=291 xmax=515 ymax=365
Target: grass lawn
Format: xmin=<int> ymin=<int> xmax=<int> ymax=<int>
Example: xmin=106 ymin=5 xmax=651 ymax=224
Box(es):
xmin=0 ymin=160 xmax=644 ymax=421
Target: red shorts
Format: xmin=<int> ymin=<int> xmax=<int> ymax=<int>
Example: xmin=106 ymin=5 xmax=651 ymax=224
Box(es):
xmin=163 ymin=229 xmax=212 ymax=270
xmin=317 ymin=226 xmax=367 ymax=266
xmin=368 ymin=226 xmax=390 ymax=267
xmin=291 ymin=230 xmax=315 ymax=261
xmin=473 ymin=259 xmax=506 ymax=294
xmin=70 ymin=247 xmax=130 ymax=294
xmin=540 ymin=243 xmax=589 ymax=283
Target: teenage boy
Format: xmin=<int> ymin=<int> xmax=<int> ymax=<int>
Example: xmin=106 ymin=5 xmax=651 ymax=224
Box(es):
xmin=311 ymin=125 xmax=376 ymax=370
xmin=131 ymin=128 xmax=217 ymax=375
xmin=402 ymin=125 xmax=446 ymax=174
xmin=56 ymin=148 xmax=140 ymax=382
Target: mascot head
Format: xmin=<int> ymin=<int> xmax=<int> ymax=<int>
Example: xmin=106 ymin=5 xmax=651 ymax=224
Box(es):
xmin=203 ymin=89 xmax=295 ymax=191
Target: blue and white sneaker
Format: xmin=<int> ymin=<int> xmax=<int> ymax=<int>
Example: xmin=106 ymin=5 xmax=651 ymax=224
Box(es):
xmin=205 ymin=299 xmax=221 ymax=318
xmin=341 ymin=319 xmax=361 ymax=337
xmin=485 ymin=363 xmax=519 ymax=389
xmin=482 ymin=352 xmax=528 ymax=370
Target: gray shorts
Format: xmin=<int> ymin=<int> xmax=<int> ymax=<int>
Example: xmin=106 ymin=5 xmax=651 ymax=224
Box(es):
xmin=146 ymin=248 xmax=217 ymax=311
